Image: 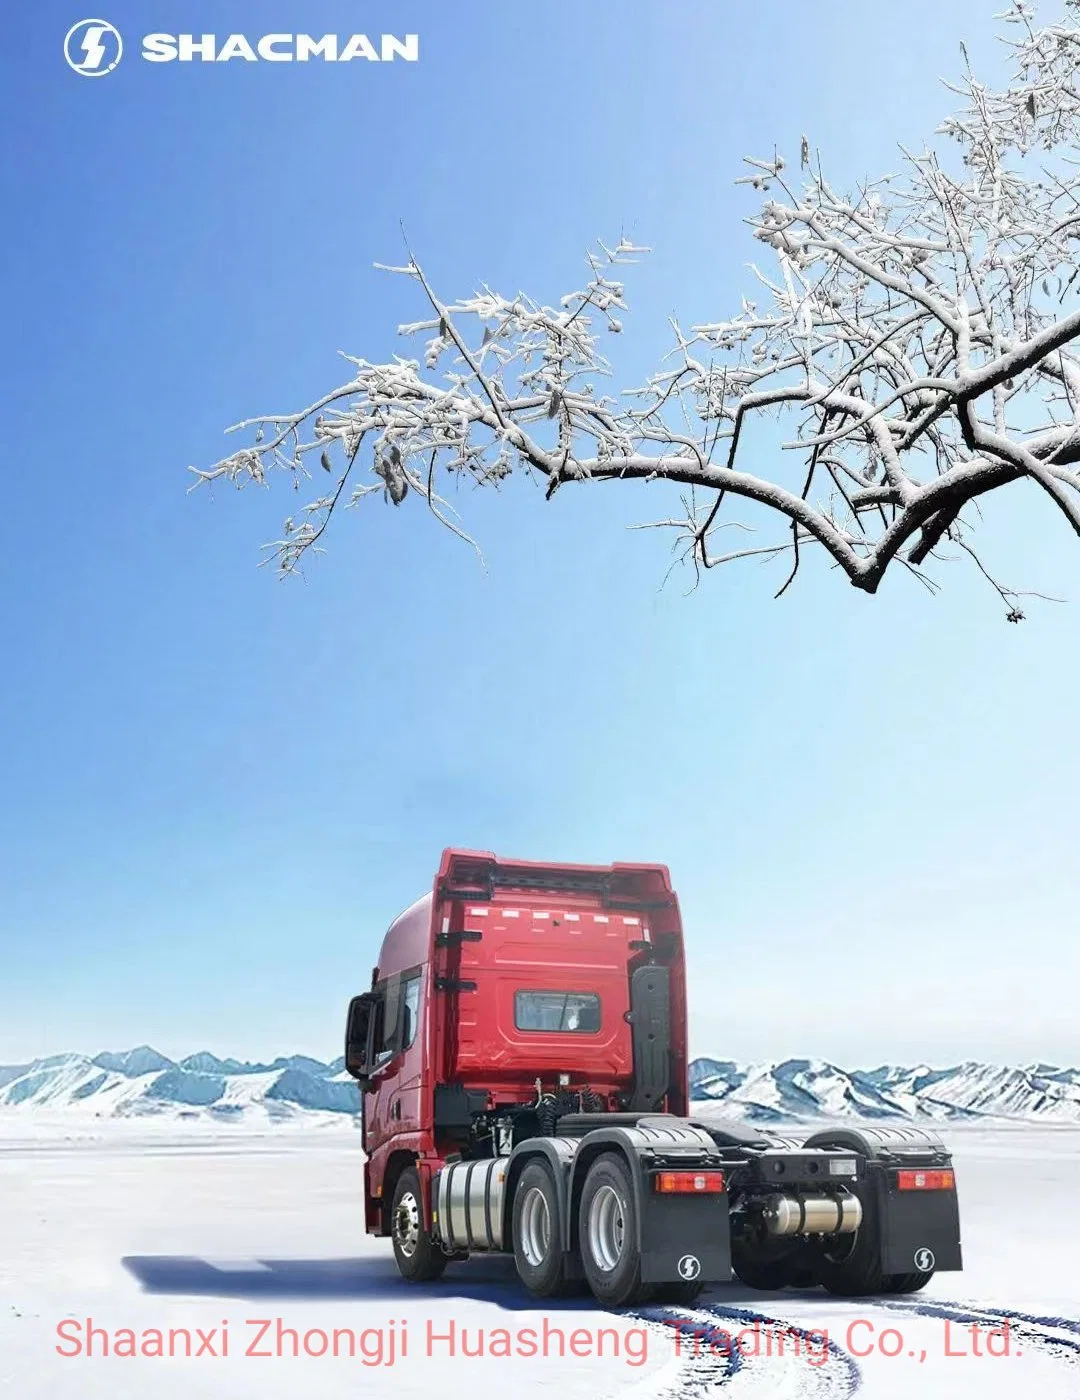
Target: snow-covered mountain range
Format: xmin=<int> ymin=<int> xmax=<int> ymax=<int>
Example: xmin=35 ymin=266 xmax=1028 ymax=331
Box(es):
xmin=690 ymin=1057 xmax=1080 ymax=1124
xmin=1 ymin=1049 xmax=1079 ymax=1125
xmin=0 ymin=1048 xmax=359 ymax=1125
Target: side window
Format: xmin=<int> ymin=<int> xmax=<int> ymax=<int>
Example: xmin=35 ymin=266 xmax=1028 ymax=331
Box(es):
xmin=368 ymin=997 xmax=385 ymax=1067
xmin=515 ymin=990 xmax=601 ymax=1033
xmin=402 ymin=974 xmax=421 ymax=1050
xmin=372 ymin=970 xmax=421 ymax=1066
xmin=373 ymin=973 xmax=402 ymax=1067
xmin=373 ymin=1018 xmax=392 ymax=1067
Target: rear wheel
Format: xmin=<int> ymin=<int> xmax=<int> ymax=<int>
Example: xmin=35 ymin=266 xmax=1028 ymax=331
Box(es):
xmin=790 ymin=1144 xmax=895 ymax=1298
xmin=579 ymin=1152 xmax=653 ymax=1308
xmin=652 ymin=1279 xmax=705 ymax=1305
xmin=815 ymin=1185 xmax=891 ymax=1297
xmin=817 ymin=1231 xmax=888 ymax=1296
xmin=390 ymin=1167 xmax=447 ymax=1283
xmin=512 ymin=1161 xmax=574 ymax=1297
xmin=731 ymin=1247 xmax=798 ymax=1292
xmin=883 ymin=1271 xmax=934 ymax=1294
xmin=820 ymin=1247 xmax=936 ymax=1295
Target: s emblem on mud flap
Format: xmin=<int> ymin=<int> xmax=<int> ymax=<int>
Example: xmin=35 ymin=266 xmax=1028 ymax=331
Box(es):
xmin=914 ymin=1247 xmax=936 ymax=1271
xmin=677 ymin=1254 xmax=701 ymax=1280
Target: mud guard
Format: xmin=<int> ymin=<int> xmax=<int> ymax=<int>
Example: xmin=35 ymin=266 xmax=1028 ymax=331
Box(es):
xmin=802 ymin=1125 xmax=963 ymax=1275
xmin=501 ymin=1135 xmax=577 ymax=1251
xmin=565 ymin=1120 xmax=731 ymax=1284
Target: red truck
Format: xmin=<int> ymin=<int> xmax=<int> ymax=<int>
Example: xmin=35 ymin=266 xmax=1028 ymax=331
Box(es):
xmin=345 ymin=850 xmax=962 ymax=1307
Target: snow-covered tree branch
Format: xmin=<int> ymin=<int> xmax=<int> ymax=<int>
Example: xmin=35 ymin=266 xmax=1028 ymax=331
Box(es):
xmin=193 ymin=0 xmax=1080 ymax=617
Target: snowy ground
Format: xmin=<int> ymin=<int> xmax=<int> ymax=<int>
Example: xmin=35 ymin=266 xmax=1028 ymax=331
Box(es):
xmin=1 ymin=1119 xmax=1077 ymax=1399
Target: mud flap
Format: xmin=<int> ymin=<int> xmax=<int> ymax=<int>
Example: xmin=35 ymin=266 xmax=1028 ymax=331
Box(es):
xmin=802 ymin=1126 xmax=963 ymax=1275
xmin=878 ymin=1176 xmax=963 ymax=1275
xmin=639 ymin=1190 xmax=732 ymax=1285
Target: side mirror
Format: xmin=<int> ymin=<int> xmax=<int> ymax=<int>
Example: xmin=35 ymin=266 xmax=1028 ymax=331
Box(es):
xmin=344 ymin=993 xmax=375 ymax=1083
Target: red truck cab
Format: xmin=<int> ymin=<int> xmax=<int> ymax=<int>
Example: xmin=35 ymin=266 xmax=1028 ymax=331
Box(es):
xmin=352 ymin=849 xmax=688 ymax=1238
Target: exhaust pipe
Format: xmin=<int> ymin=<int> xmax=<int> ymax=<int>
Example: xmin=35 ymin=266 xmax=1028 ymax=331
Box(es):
xmin=763 ymin=1190 xmax=862 ymax=1237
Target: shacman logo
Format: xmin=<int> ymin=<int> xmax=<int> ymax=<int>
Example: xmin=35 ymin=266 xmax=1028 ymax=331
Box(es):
xmin=64 ymin=19 xmax=123 ymax=76
xmin=63 ymin=20 xmax=419 ymax=75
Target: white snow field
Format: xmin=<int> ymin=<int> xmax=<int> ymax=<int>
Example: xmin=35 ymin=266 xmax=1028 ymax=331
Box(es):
xmin=1 ymin=1119 xmax=1077 ymax=1399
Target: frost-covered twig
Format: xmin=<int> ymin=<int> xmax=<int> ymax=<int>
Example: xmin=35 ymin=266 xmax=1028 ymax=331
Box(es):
xmin=194 ymin=2 xmax=1080 ymax=617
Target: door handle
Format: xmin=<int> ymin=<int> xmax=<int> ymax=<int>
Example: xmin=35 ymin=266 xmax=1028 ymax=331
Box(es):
xmin=391 ymin=1099 xmax=401 ymax=1120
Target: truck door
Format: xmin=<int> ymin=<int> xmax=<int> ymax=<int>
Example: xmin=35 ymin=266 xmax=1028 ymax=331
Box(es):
xmin=364 ymin=968 xmax=424 ymax=1158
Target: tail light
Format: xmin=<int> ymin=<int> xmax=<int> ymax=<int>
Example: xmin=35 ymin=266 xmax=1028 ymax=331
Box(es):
xmin=896 ymin=1168 xmax=955 ymax=1191
xmin=653 ymin=1170 xmax=725 ymax=1194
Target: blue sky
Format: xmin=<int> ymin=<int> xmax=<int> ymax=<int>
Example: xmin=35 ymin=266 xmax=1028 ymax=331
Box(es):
xmin=2 ymin=1 xmax=1077 ymax=1069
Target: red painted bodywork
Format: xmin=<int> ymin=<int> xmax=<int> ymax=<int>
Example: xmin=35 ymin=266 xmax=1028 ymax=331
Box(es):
xmin=361 ymin=849 xmax=688 ymax=1234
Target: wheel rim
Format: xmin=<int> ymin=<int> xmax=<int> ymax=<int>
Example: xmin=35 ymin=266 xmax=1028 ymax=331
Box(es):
xmin=519 ymin=1185 xmax=551 ymax=1267
xmin=587 ymin=1184 xmax=626 ymax=1272
xmin=394 ymin=1190 xmax=421 ymax=1258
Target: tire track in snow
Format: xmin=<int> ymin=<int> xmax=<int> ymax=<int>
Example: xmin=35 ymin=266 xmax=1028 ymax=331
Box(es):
xmin=622 ymin=1303 xmax=861 ymax=1399
xmin=695 ymin=1304 xmax=862 ymax=1397
xmin=876 ymin=1296 xmax=1080 ymax=1369
xmin=638 ymin=1293 xmax=1080 ymax=1395
xmin=628 ymin=1309 xmax=741 ymax=1397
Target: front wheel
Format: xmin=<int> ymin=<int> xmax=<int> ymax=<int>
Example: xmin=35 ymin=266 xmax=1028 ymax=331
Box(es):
xmin=390 ymin=1166 xmax=447 ymax=1282
xmin=579 ymin=1152 xmax=653 ymax=1308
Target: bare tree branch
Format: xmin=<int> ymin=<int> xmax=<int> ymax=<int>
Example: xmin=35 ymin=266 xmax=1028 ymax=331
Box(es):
xmin=193 ymin=0 xmax=1080 ymax=618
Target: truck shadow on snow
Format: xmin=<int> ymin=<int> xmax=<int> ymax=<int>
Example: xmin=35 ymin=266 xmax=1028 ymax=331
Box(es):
xmin=121 ymin=1254 xmax=777 ymax=1312
xmin=124 ymin=1254 xmax=581 ymax=1308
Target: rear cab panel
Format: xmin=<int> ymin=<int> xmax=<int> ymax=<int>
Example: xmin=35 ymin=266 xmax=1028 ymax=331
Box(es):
xmin=431 ymin=849 xmax=688 ymax=1111
xmin=445 ymin=902 xmax=636 ymax=1081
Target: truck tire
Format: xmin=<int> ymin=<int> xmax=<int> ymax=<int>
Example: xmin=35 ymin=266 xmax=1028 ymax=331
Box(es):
xmin=731 ymin=1250 xmax=797 ymax=1291
xmin=579 ymin=1152 xmax=653 ymax=1308
xmin=883 ymin=1271 xmax=933 ymax=1294
xmin=652 ymin=1280 xmax=705 ymax=1305
xmin=390 ymin=1167 xmax=447 ymax=1283
xmin=815 ymin=1194 xmax=940 ymax=1297
xmin=512 ymin=1160 xmax=574 ymax=1297
xmin=815 ymin=1183 xmax=888 ymax=1297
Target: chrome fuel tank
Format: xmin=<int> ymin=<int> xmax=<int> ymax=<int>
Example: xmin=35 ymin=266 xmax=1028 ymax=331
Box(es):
xmin=434 ymin=1158 xmax=508 ymax=1251
xmin=764 ymin=1190 xmax=862 ymax=1236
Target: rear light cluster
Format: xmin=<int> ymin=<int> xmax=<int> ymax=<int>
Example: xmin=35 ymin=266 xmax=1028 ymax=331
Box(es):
xmin=896 ymin=1168 xmax=955 ymax=1191
xmin=653 ymin=1170 xmax=725 ymax=1194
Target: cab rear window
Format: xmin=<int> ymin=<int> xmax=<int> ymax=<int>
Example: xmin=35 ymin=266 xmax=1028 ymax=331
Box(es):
xmin=514 ymin=990 xmax=601 ymax=1033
